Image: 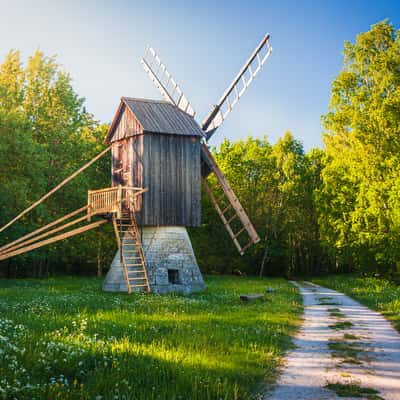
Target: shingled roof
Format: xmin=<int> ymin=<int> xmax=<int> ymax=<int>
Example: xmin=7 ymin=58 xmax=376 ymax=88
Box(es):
xmin=106 ymin=97 xmax=204 ymax=142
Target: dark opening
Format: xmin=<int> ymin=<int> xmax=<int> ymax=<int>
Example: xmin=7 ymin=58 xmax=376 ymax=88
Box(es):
xmin=168 ymin=269 xmax=180 ymax=284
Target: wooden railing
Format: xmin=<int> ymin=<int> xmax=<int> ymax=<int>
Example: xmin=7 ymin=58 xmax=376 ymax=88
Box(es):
xmin=87 ymin=185 xmax=147 ymax=219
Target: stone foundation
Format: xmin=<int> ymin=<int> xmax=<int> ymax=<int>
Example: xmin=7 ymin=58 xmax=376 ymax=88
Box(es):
xmin=103 ymin=226 xmax=206 ymax=294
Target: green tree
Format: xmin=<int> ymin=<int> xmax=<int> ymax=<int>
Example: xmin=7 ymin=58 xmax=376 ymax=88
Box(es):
xmin=0 ymin=50 xmax=114 ymax=277
xmin=318 ymin=20 xmax=400 ymax=275
xmin=191 ymin=133 xmax=327 ymax=277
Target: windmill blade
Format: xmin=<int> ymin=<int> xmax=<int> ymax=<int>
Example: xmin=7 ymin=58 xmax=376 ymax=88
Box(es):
xmin=201 ymin=143 xmax=260 ymax=255
xmin=141 ymin=46 xmax=196 ymax=117
xmin=202 ymin=33 xmax=272 ymax=139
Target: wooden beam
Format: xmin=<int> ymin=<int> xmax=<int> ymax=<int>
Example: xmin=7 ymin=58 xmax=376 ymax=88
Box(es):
xmin=201 ymin=177 xmax=244 ymax=255
xmin=0 ymin=219 xmax=108 ymax=261
xmin=201 ymin=143 xmax=260 ymax=245
xmin=0 ymin=206 xmax=88 ymax=254
xmin=0 ymin=146 xmax=111 ymax=234
xmin=1 ymin=215 xmax=88 ymax=255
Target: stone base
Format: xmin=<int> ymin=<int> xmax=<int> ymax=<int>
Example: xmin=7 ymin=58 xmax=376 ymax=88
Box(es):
xmin=103 ymin=226 xmax=206 ymax=294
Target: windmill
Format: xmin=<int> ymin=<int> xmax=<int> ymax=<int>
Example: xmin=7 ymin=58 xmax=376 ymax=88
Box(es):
xmin=103 ymin=33 xmax=272 ymax=294
xmin=0 ymin=34 xmax=272 ymax=295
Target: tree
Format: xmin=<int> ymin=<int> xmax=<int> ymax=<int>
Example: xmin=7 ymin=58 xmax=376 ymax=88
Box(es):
xmin=318 ymin=20 xmax=400 ymax=275
xmin=0 ymin=50 xmax=114 ymax=277
xmin=191 ymin=133 xmax=327 ymax=277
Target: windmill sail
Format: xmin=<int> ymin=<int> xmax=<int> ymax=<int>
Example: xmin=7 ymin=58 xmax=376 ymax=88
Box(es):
xmin=201 ymin=144 xmax=260 ymax=255
xmin=201 ymin=33 xmax=272 ymax=139
xmin=141 ymin=47 xmax=196 ymax=117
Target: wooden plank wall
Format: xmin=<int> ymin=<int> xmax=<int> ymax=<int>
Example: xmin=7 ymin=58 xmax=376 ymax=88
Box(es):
xmin=109 ymin=105 xmax=143 ymax=142
xmin=109 ymin=107 xmax=201 ymax=227
xmin=140 ymin=134 xmax=200 ymax=227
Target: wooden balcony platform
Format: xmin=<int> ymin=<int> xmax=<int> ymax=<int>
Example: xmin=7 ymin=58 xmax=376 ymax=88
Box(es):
xmin=87 ymin=185 xmax=147 ymax=219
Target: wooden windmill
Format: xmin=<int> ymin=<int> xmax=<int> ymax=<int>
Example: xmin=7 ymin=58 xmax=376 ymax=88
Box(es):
xmin=103 ymin=34 xmax=272 ymax=294
xmin=0 ymin=34 xmax=272 ymax=295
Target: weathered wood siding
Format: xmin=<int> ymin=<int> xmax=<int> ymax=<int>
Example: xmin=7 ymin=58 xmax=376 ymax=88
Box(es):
xmin=111 ymin=133 xmax=200 ymax=226
xmin=109 ymin=104 xmax=143 ymax=143
xmin=109 ymin=103 xmax=201 ymax=227
xmin=111 ymin=139 xmax=133 ymax=187
xmin=138 ymin=133 xmax=200 ymax=227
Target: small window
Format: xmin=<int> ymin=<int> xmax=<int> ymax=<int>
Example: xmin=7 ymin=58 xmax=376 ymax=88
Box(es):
xmin=168 ymin=269 xmax=181 ymax=284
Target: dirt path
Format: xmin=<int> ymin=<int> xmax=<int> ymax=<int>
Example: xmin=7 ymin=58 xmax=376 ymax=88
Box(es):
xmin=265 ymin=282 xmax=400 ymax=400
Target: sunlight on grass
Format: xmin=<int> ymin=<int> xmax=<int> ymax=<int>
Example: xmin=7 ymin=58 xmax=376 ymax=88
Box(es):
xmin=0 ymin=275 xmax=301 ymax=399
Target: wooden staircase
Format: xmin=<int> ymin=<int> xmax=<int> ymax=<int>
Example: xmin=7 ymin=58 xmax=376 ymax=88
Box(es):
xmin=112 ymin=211 xmax=150 ymax=294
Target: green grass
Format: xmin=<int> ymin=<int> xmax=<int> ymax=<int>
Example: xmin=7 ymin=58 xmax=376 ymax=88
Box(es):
xmin=325 ymin=383 xmax=383 ymax=399
xmin=327 ymin=308 xmax=344 ymax=318
xmin=343 ymin=333 xmax=359 ymax=340
xmin=312 ymin=274 xmax=400 ymax=332
xmin=0 ymin=275 xmax=301 ymax=400
xmin=329 ymin=320 xmax=353 ymax=330
xmin=318 ymin=297 xmax=340 ymax=305
xmin=328 ymin=341 xmax=364 ymax=364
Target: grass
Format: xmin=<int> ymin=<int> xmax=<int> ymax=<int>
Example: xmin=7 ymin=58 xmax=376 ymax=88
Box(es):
xmin=329 ymin=320 xmax=353 ymax=330
xmin=328 ymin=341 xmax=364 ymax=364
xmin=0 ymin=275 xmax=302 ymax=400
xmin=325 ymin=383 xmax=383 ymax=399
xmin=317 ymin=297 xmax=340 ymax=306
xmin=327 ymin=308 xmax=344 ymax=318
xmin=312 ymin=274 xmax=400 ymax=333
xmin=343 ymin=333 xmax=359 ymax=340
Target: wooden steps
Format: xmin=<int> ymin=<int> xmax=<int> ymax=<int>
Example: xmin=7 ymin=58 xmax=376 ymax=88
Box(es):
xmin=112 ymin=211 xmax=150 ymax=294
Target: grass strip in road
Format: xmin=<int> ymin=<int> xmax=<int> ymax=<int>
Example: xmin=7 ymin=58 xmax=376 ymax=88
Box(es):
xmin=312 ymin=274 xmax=400 ymax=333
xmin=328 ymin=341 xmax=364 ymax=364
xmin=329 ymin=320 xmax=353 ymax=330
xmin=328 ymin=307 xmax=345 ymax=318
xmin=325 ymin=382 xmax=383 ymax=399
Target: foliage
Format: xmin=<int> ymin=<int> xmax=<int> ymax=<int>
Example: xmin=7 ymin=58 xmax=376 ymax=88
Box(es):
xmin=312 ymin=274 xmax=400 ymax=332
xmin=0 ymin=50 xmax=114 ymax=277
xmin=0 ymin=275 xmax=301 ymax=399
xmin=317 ymin=20 xmax=400 ymax=275
xmin=191 ymin=134 xmax=328 ymax=277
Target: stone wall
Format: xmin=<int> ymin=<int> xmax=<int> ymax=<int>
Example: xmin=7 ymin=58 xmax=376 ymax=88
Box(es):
xmin=103 ymin=226 xmax=206 ymax=294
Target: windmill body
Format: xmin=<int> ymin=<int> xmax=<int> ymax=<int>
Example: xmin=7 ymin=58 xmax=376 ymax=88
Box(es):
xmin=103 ymin=97 xmax=205 ymax=294
xmin=103 ymin=34 xmax=271 ymax=294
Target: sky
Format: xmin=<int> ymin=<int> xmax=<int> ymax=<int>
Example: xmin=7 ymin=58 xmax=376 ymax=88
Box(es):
xmin=0 ymin=0 xmax=399 ymax=150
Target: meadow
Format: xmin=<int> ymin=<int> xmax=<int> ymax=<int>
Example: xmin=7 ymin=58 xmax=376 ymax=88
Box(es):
xmin=0 ymin=275 xmax=301 ymax=400
xmin=312 ymin=275 xmax=400 ymax=332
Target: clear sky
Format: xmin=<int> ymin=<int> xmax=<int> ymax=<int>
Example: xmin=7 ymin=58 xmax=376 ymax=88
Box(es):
xmin=0 ymin=0 xmax=399 ymax=150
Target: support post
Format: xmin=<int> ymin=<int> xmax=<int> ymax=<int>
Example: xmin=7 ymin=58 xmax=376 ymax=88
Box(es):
xmin=87 ymin=190 xmax=92 ymax=221
xmin=117 ymin=185 xmax=122 ymax=219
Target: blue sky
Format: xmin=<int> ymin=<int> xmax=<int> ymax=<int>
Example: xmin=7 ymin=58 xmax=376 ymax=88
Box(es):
xmin=0 ymin=0 xmax=399 ymax=150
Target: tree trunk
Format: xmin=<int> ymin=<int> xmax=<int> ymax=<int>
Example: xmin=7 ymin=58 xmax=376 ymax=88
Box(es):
xmin=97 ymin=240 xmax=102 ymax=277
xmin=38 ymin=259 xmax=43 ymax=278
xmin=259 ymin=240 xmax=268 ymax=277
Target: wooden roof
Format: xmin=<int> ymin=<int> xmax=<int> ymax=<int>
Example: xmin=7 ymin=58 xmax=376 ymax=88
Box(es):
xmin=106 ymin=97 xmax=204 ymax=142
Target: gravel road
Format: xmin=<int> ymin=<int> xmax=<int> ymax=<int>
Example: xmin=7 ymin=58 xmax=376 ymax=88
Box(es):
xmin=265 ymin=281 xmax=400 ymax=400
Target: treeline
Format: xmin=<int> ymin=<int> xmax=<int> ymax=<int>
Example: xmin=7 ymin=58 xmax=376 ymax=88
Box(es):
xmin=1 ymin=20 xmax=399 ymax=279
